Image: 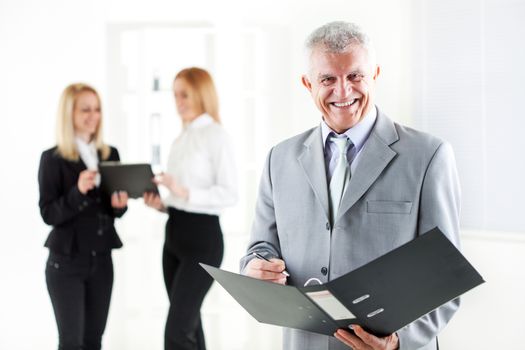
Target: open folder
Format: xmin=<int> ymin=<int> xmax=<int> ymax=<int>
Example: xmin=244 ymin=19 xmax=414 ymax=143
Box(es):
xmin=99 ymin=162 xmax=158 ymax=199
xmin=201 ymin=227 xmax=484 ymax=337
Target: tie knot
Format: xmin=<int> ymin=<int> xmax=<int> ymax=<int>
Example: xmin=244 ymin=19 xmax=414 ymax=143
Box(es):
xmin=330 ymin=136 xmax=350 ymax=154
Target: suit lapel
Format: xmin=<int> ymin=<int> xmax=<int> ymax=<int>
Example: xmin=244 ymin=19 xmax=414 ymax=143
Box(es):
xmin=298 ymin=126 xmax=330 ymax=222
xmin=66 ymin=157 xmax=87 ymax=174
xmin=336 ymin=111 xmax=399 ymax=221
xmin=66 ymin=147 xmax=103 ymax=173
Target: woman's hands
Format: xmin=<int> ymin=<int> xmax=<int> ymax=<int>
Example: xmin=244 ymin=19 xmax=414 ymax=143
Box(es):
xmin=153 ymin=173 xmax=189 ymax=200
xmin=111 ymin=191 xmax=128 ymax=208
xmin=78 ymin=170 xmax=128 ymax=208
xmin=143 ymin=191 xmax=166 ymax=212
xmin=77 ymin=170 xmax=97 ymax=194
xmin=143 ymin=173 xmax=187 ymax=212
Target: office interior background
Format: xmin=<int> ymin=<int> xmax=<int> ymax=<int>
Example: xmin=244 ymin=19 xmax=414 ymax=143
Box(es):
xmin=1 ymin=0 xmax=524 ymax=348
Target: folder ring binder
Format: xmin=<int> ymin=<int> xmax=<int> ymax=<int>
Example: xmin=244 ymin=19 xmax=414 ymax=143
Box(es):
xmin=367 ymin=308 xmax=385 ymax=318
xmin=304 ymin=278 xmax=323 ymax=287
xmin=352 ymin=294 xmax=370 ymax=304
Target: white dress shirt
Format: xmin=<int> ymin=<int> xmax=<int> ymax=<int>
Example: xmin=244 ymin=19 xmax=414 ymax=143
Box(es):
xmin=164 ymin=113 xmax=237 ymax=215
xmin=75 ymin=137 xmax=100 ymax=186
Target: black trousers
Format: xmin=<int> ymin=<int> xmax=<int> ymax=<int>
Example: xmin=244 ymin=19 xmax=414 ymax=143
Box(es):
xmin=163 ymin=207 xmax=224 ymax=350
xmin=45 ymin=252 xmax=113 ymax=350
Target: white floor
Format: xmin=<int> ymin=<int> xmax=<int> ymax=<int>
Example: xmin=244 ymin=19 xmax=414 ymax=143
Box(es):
xmin=2 ymin=206 xmax=524 ymax=349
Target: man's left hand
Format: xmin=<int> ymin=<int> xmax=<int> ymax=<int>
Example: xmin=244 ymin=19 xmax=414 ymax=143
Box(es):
xmin=334 ymin=325 xmax=399 ymax=350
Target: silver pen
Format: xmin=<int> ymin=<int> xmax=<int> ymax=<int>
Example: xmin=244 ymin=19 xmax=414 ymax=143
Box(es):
xmin=252 ymin=252 xmax=290 ymax=277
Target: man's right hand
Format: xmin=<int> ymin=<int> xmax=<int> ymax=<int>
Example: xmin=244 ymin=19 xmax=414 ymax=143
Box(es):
xmin=244 ymin=257 xmax=288 ymax=285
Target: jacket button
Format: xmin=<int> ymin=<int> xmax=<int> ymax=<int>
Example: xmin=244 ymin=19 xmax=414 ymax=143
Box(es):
xmin=321 ymin=267 xmax=328 ymax=275
xmin=96 ymin=198 xmax=101 ymax=203
xmin=325 ymin=222 xmax=330 ymax=231
xmin=83 ymin=200 xmax=88 ymax=206
xmin=97 ymin=229 xmax=103 ymax=236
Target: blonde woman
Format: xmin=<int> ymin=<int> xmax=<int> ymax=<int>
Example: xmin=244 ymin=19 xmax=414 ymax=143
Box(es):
xmin=144 ymin=67 xmax=237 ymax=350
xmin=38 ymin=83 xmax=128 ymax=350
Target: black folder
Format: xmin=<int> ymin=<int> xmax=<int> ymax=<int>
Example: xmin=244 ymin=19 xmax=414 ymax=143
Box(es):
xmin=99 ymin=162 xmax=158 ymax=199
xmin=201 ymin=227 xmax=484 ymax=337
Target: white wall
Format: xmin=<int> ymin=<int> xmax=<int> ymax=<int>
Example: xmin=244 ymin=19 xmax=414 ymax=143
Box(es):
xmin=411 ymin=0 xmax=525 ymax=232
xmin=410 ymin=2 xmax=525 ymax=346
xmin=0 ymin=0 xmax=522 ymax=349
xmin=439 ymin=230 xmax=525 ymax=349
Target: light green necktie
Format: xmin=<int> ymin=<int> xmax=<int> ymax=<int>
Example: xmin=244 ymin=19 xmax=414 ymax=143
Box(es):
xmin=329 ymin=137 xmax=351 ymax=224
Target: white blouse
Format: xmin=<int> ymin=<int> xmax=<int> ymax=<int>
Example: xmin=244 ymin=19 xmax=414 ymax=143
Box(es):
xmin=163 ymin=113 xmax=238 ymax=215
xmin=75 ymin=137 xmax=100 ymax=186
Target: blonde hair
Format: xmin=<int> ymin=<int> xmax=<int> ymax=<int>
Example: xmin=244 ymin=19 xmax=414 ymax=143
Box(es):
xmin=175 ymin=67 xmax=220 ymax=123
xmin=55 ymin=83 xmax=110 ymax=161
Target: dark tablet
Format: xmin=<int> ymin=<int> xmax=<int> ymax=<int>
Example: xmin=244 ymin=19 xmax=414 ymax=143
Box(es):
xmin=99 ymin=162 xmax=158 ymax=199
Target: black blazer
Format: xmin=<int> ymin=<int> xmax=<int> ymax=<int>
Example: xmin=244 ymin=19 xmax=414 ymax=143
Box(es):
xmin=38 ymin=146 xmax=126 ymax=255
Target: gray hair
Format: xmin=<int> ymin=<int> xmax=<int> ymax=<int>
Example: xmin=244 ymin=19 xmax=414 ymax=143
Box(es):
xmin=305 ymin=21 xmax=371 ymax=53
xmin=304 ymin=21 xmax=376 ymax=73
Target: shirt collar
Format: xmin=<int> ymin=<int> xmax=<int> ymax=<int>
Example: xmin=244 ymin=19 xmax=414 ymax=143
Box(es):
xmin=186 ymin=113 xmax=214 ymax=130
xmin=321 ymin=105 xmax=377 ymax=152
xmin=75 ymin=136 xmax=98 ymax=169
xmin=75 ymin=136 xmax=96 ymax=151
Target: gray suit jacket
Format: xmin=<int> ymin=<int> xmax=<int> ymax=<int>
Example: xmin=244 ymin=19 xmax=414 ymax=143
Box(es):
xmin=240 ymin=109 xmax=461 ymax=350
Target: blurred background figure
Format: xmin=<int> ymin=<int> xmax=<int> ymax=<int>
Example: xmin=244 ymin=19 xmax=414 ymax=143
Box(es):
xmin=144 ymin=67 xmax=237 ymax=350
xmin=38 ymin=83 xmax=128 ymax=350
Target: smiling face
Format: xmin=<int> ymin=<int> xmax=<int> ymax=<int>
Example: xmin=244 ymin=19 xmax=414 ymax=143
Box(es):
xmin=73 ymin=91 xmax=101 ymax=141
xmin=302 ymin=44 xmax=380 ymax=133
xmin=173 ymin=77 xmax=202 ymax=124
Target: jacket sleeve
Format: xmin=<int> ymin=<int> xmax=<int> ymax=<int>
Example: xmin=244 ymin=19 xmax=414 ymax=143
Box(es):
xmin=112 ymin=203 xmax=127 ymax=218
xmin=38 ymin=151 xmax=93 ymax=226
xmin=109 ymin=147 xmax=128 ymax=218
xmin=239 ymin=148 xmax=283 ymax=273
xmin=397 ymin=141 xmax=462 ymax=349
